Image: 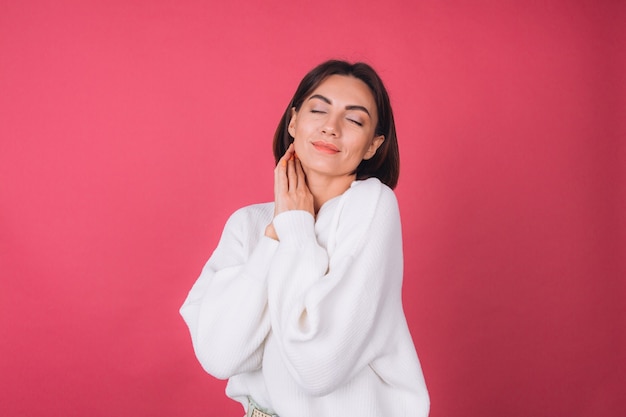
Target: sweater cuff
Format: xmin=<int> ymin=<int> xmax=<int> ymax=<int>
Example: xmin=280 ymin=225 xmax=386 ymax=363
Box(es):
xmin=240 ymin=235 xmax=279 ymax=281
xmin=273 ymin=210 xmax=316 ymax=247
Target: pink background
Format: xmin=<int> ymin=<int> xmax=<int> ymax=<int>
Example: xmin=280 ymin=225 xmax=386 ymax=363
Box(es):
xmin=1 ymin=1 xmax=624 ymax=416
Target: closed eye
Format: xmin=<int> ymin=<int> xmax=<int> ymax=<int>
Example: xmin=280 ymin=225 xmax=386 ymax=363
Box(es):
xmin=347 ymin=118 xmax=363 ymax=126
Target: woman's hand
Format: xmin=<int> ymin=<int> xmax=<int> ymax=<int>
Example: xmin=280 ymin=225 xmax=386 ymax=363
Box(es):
xmin=265 ymin=143 xmax=314 ymax=240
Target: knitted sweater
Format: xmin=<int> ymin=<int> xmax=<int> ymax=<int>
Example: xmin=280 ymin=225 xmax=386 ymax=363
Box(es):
xmin=180 ymin=178 xmax=429 ymax=417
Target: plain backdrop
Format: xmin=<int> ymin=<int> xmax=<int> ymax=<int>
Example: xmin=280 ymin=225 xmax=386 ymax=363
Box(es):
xmin=1 ymin=1 xmax=624 ymax=416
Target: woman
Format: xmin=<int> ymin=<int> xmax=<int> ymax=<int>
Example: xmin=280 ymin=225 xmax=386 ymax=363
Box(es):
xmin=180 ymin=60 xmax=429 ymax=417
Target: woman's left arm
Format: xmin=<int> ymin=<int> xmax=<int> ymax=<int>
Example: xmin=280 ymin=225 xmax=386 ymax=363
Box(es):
xmin=267 ymin=180 xmax=403 ymax=396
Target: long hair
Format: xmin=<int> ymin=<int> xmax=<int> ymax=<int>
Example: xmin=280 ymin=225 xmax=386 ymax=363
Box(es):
xmin=272 ymin=60 xmax=400 ymax=189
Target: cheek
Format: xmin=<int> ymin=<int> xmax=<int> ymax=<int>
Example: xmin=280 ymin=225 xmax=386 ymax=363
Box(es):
xmin=293 ymin=139 xmax=305 ymax=156
xmin=346 ymin=136 xmax=373 ymax=158
xmin=292 ymin=123 xmax=315 ymax=146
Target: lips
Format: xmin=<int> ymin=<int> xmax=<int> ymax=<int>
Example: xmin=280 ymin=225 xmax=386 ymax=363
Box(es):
xmin=311 ymin=141 xmax=340 ymax=154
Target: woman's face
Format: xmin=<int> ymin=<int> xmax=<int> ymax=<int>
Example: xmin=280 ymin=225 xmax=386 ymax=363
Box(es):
xmin=288 ymin=74 xmax=385 ymax=182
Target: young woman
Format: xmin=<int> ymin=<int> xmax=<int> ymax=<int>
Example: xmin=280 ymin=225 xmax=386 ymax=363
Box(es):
xmin=180 ymin=60 xmax=429 ymax=417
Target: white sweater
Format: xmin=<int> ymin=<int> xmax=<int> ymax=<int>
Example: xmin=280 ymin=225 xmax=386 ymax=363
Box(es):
xmin=180 ymin=178 xmax=429 ymax=417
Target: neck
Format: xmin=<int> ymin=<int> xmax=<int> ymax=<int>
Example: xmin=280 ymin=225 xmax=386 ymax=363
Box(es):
xmin=304 ymin=170 xmax=356 ymax=214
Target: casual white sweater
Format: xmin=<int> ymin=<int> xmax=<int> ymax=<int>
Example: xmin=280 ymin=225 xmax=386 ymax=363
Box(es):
xmin=180 ymin=178 xmax=429 ymax=417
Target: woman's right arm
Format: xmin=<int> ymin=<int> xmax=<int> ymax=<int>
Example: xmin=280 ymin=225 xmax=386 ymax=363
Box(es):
xmin=180 ymin=207 xmax=278 ymax=379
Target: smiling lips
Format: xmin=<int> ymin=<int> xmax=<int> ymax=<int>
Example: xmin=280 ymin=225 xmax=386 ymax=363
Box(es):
xmin=312 ymin=141 xmax=340 ymax=154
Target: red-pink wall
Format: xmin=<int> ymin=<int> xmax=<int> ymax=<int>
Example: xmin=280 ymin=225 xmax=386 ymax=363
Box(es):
xmin=1 ymin=1 xmax=624 ymax=416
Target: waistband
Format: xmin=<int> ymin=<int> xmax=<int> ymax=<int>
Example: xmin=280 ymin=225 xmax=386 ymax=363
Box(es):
xmin=246 ymin=397 xmax=279 ymax=417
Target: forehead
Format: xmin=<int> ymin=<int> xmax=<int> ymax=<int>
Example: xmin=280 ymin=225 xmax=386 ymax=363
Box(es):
xmin=309 ymin=75 xmax=377 ymax=112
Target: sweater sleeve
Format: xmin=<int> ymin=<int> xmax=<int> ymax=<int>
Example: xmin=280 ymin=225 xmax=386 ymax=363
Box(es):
xmin=267 ymin=180 xmax=404 ymax=396
xmin=180 ymin=206 xmax=278 ymax=379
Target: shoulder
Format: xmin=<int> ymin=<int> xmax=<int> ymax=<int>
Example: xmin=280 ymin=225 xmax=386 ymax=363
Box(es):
xmin=211 ymin=202 xmax=275 ymax=256
xmin=332 ymin=178 xmax=400 ymax=242
xmin=226 ymin=202 xmax=274 ymax=226
xmin=345 ymin=178 xmax=399 ymax=216
xmin=325 ymin=178 xmax=402 ymax=259
xmin=220 ymin=202 xmax=274 ymax=238
xmin=229 ymin=202 xmax=274 ymax=223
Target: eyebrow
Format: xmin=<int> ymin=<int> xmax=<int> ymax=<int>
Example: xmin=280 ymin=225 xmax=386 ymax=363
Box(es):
xmin=308 ymin=94 xmax=371 ymax=117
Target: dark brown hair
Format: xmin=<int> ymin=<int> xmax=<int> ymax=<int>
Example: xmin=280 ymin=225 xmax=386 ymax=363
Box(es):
xmin=272 ymin=60 xmax=400 ymax=189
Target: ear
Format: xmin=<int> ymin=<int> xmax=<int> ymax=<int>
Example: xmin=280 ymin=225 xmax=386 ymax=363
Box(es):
xmin=288 ymin=107 xmax=297 ymax=137
xmin=363 ymin=135 xmax=385 ymax=160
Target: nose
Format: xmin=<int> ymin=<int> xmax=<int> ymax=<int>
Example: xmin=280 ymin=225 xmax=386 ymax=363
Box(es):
xmin=321 ymin=115 xmax=340 ymax=137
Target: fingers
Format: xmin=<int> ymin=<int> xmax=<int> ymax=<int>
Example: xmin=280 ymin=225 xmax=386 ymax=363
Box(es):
xmin=294 ymin=155 xmax=306 ymax=190
xmin=275 ymin=159 xmax=288 ymax=196
xmin=276 ymin=143 xmax=298 ymax=190
xmin=278 ymin=143 xmax=295 ymax=168
xmin=275 ymin=142 xmax=293 ymax=185
xmin=274 ymin=143 xmax=313 ymax=216
xmin=286 ymin=152 xmax=298 ymax=190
